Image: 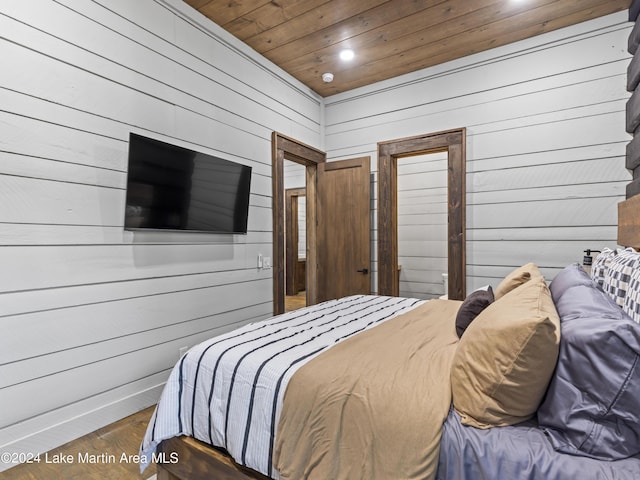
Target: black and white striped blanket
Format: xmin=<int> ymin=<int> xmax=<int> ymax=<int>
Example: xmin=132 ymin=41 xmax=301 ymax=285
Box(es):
xmin=140 ymin=294 xmax=425 ymax=478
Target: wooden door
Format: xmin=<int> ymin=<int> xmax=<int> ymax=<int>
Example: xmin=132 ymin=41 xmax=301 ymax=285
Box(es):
xmin=316 ymin=157 xmax=371 ymax=302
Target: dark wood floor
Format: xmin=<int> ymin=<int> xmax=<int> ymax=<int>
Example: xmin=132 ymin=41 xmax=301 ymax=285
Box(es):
xmin=285 ymin=291 xmax=306 ymax=312
xmin=1 ymin=407 xmax=157 ymax=480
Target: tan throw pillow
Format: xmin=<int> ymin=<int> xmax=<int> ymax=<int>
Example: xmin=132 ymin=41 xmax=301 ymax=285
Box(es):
xmin=451 ymin=276 xmax=560 ymax=428
xmin=494 ymin=262 xmax=542 ymax=299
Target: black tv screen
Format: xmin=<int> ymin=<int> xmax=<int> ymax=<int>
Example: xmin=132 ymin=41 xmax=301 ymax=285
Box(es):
xmin=124 ymin=133 xmax=252 ymax=233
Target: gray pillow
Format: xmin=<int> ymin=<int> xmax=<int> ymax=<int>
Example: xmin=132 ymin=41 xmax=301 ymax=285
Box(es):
xmin=547 ymin=263 xmax=594 ymax=305
xmin=537 ymin=264 xmax=640 ymax=460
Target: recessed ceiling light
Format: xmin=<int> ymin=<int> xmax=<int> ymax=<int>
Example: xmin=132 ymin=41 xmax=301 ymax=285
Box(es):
xmin=339 ymin=49 xmax=354 ymax=61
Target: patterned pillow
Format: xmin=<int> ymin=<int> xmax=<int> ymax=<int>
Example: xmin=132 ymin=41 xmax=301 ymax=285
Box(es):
xmin=603 ymin=248 xmax=640 ymax=307
xmin=590 ymin=248 xmax=618 ymax=289
xmin=624 ymin=267 xmax=640 ymax=323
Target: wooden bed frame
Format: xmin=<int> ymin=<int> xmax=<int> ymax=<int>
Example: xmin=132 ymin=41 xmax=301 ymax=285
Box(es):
xmin=155 ymin=197 xmax=640 ymax=480
xmin=618 ymin=195 xmax=640 ymax=250
xmin=156 ymin=436 xmax=268 ymax=480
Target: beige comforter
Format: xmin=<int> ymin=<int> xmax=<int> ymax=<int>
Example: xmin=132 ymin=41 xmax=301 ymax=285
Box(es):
xmin=273 ymin=299 xmax=461 ymax=480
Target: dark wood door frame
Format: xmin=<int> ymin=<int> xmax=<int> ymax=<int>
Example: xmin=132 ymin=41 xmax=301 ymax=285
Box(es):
xmin=272 ymin=132 xmax=326 ymax=315
xmin=377 ymin=128 xmax=466 ymax=300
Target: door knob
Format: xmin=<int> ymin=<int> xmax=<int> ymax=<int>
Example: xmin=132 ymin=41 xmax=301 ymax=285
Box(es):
xmin=357 ymin=268 xmax=369 ymax=274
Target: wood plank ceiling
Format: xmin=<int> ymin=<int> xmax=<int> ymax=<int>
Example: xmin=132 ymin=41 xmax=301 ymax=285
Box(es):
xmin=184 ymin=0 xmax=632 ymax=97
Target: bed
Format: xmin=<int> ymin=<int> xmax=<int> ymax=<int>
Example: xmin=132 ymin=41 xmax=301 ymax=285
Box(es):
xmin=141 ymin=222 xmax=640 ymax=480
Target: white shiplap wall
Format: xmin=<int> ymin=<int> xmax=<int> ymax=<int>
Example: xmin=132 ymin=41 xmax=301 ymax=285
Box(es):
xmin=324 ymin=11 xmax=632 ymax=293
xmin=297 ymin=196 xmax=306 ymax=260
xmin=0 ymin=0 xmax=322 ymax=469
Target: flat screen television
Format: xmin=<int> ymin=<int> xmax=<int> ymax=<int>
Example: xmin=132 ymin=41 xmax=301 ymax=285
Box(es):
xmin=124 ymin=133 xmax=252 ymax=234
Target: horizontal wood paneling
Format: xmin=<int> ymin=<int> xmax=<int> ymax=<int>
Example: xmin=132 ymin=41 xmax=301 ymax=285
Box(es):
xmin=0 ymin=372 xmax=166 ymax=449
xmin=0 ymin=0 xmax=322 ymax=471
xmin=1 ymin=300 xmax=270 ymax=427
xmin=325 ymin=11 xmax=631 ymax=293
xmin=3 ymin=0 xmax=320 ymax=133
xmin=1 ymin=279 xmax=271 ymax=369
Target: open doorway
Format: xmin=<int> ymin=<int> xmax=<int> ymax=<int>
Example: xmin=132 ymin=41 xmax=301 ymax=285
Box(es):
xmin=272 ymin=133 xmax=325 ymax=315
xmin=397 ymin=151 xmax=449 ymax=300
xmin=377 ymin=128 xmax=466 ymax=300
xmin=272 ymin=133 xmax=372 ymax=315
xmin=284 ymin=161 xmax=307 ymax=312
